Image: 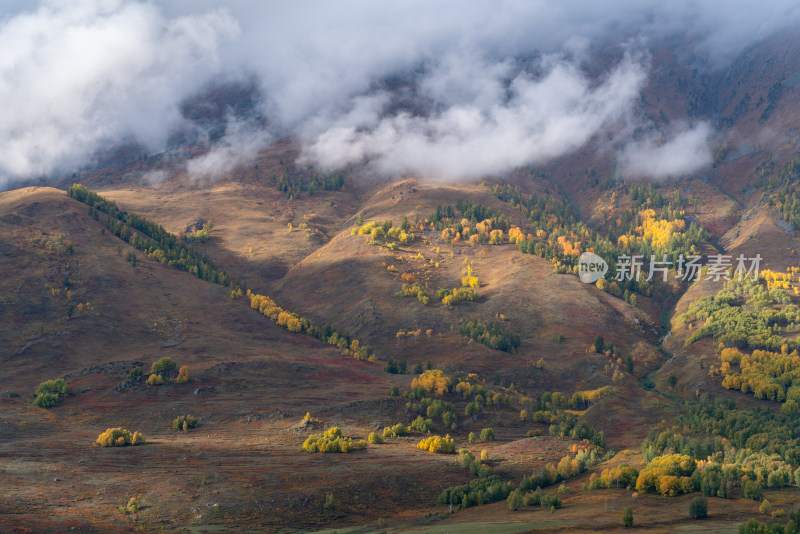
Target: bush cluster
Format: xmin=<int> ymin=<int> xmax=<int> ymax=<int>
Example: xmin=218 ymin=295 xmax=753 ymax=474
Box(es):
xmin=147 ymin=357 xmax=189 ymax=386
xmin=459 ymin=319 xmax=520 ymax=352
xmin=33 ymin=378 xmax=68 ymax=408
xmin=96 ymin=427 xmax=145 ymax=447
xmin=382 ymin=423 xmax=407 ymax=438
xmin=417 ymin=434 xmax=455 ymax=454
xmin=302 ymin=427 xmax=367 ymax=453
xmin=250 ymin=292 xmax=375 ymax=361
xmin=635 ymin=454 xmax=696 ymax=496
xmin=171 ymin=415 xmax=198 ymax=431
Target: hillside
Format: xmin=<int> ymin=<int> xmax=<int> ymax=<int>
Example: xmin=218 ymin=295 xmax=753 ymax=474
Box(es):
xmin=0 ymin=157 xmax=797 ymax=532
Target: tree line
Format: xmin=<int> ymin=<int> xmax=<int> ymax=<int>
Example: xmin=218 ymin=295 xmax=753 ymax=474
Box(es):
xmin=67 ymin=184 xmax=233 ymax=287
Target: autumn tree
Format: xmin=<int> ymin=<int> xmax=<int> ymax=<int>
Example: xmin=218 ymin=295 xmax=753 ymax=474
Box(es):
xmin=417 ymin=434 xmax=455 ymax=454
xmin=635 ymin=454 xmax=696 ymax=496
xmin=412 ymin=370 xmax=452 ymax=396
xmin=175 ymin=366 xmax=190 ymax=384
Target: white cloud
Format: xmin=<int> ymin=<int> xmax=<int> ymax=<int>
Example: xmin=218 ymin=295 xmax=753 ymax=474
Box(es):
xmin=0 ymin=0 xmax=238 ymax=183
xmin=142 ymin=169 xmax=168 ymax=185
xmin=1 ymin=0 xmax=800 ymax=187
xmin=303 ymin=51 xmax=648 ymax=180
xmin=618 ymin=122 xmax=713 ymax=179
xmin=186 ymin=116 xmax=271 ymax=180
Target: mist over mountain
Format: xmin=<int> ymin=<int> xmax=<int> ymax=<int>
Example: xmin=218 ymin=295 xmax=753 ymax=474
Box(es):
xmin=2 ymin=0 xmax=800 ymax=188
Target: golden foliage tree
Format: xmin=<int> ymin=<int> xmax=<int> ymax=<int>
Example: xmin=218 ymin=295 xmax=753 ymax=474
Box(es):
xmin=412 ymin=369 xmax=452 ymax=396
xmin=417 ymin=434 xmax=455 ymax=454
xmin=175 ymin=366 xmax=190 ymax=384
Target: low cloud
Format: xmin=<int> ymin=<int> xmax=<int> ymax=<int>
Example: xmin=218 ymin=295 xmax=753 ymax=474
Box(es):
xmin=304 ymin=51 xmax=648 ymax=180
xmin=186 ymin=116 xmax=272 ymax=181
xmin=142 ymin=169 xmax=169 ymax=185
xmin=618 ymin=123 xmax=713 ymax=179
xmin=1 ymin=1 xmax=800 ymax=187
xmin=0 ymin=0 xmax=238 ymax=185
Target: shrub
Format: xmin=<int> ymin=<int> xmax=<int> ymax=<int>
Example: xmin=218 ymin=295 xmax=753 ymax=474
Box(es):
xmin=543 ymin=494 xmax=562 ymax=509
xmin=96 ymin=427 xmax=145 ymax=447
xmin=33 ymin=379 xmax=68 ymax=408
xmin=399 ymin=283 xmax=428 ymax=304
xmin=480 ymin=428 xmax=495 ymax=441
xmin=324 ymin=493 xmax=335 ymax=510
xmin=382 ymin=423 xmax=407 ymax=438
xmin=410 ymin=415 xmax=434 ymax=433
xmin=150 ymin=357 xmax=177 ymax=374
xmin=623 ymin=507 xmax=634 ymax=527
xmin=303 ymin=427 xmax=367 ymax=453
xmin=759 ymin=499 xmax=771 ymax=515
xmin=459 ymin=320 xmax=520 ymax=352
xmin=175 ymin=366 xmax=190 ymax=384
xmin=417 ymin=434 xmax=455 ymax=454
xmin=147 ymin=373 xmax=164 ymax=385
xmin=689 ymin=496 xmax=708 ymax=519
xmin=368 ymin=432 xmax=384 ymax=444
xmin=741 ymin=479 xmax=763 ymax=501
xmin=468 ymin=432 xmax=477 ymax=443
xmin=387 ymin=385 xmax=400 ymax=396
xmin=441 ymin=287 xmax=477 ymax=306
xmin=119 ymin=497 xmax=141 ymax=515
xmin=127 ymin=367 xmax=143 ymax=380
xmin=171 ymin=415 xmax=198 ymax=431
xmin=188 ymin=222 xmax=211 ymax=243
xmin=302 ymin=412 xmax=322 ymax=424
xmin=33 ymin=392 xmax=60 ymax=408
